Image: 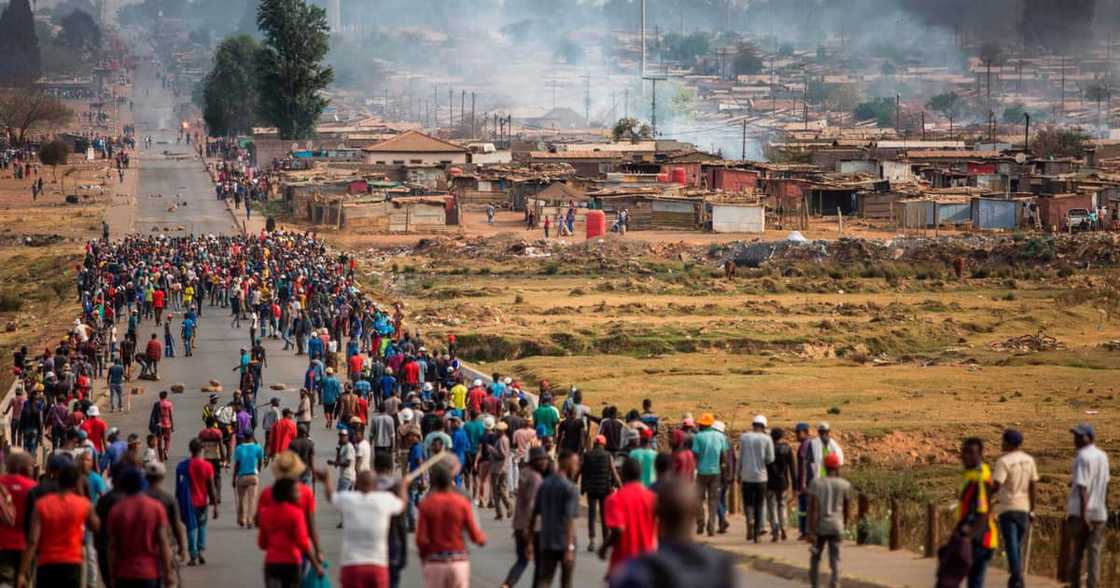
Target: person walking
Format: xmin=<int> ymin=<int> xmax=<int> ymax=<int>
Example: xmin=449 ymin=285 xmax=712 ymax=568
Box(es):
xmin=177 ymin=439 xmax=218 ymax=566
xmin=416 ymin=462 xmax=487 ymax=588
xmin=691 ymin=413 xmax=727 ymax=537
xmin=531 ymin=450 xmax=581 ymax=588
xmin=767 ymin=427 xmax=797 ymax=542
xmin=314 ymin=467 xmax=406 ymax=588
xmin=599 ymin=457 xmax=657 ymax=579
xmin=256 ymin=478 xmax=323 ymax=588
xmin=106 ymin=468 xmax=176 ymax=588
xmin=233 ymin=433 xmax=264 ymax=528
xmin=1066 ymin=423 xmax=1110 ymax=588
xmin=991 ymin=429 xmax=1037 ymax=588
xmin=0 ymin=452 xmax=37 ymax=586
xmin=581 ymin=435 xmax=619 ymax=553
xmin=738 ymin=415 xmax=774 ymax=543
xmin=608 ymin=477 xmax=737 ymax=588
xmin=145 ymin=334 xmax=162 ymax=380
xmin=502 ymin=447 xmax=550 ymax=588
xmin=955 ymin=437 xmax=999 ymax=588
xmin=19 ymin=459 xmax=99 ymax=588
xmin=156 ymin=391 xmax=174 ymax=461
xmin=807 ymin=453 xmax=850 ymax=588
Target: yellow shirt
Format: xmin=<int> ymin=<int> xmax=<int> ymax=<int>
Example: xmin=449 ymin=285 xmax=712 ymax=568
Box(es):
xmin=450 ymin=384 xmax=468 ymax=410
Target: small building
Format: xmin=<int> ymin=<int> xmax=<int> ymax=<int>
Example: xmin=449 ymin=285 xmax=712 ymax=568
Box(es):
xmin=1037 ymin=193 xmax=1094 ymax=231
xmin=362 ymin=131 xmax=469 ymax=167
xmin=709 ymin=203 xmax=765 ymax=233
xmin=971 ymin=197 xmax=1021 ymax=230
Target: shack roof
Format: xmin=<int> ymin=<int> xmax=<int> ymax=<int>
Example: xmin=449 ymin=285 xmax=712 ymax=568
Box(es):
xmin=528 ymin=151 xmax=624 ymax=160
xmin=902 ymin=150 xmax=1003 ymax=160
xmin=362 ymin=130 xmax=468 ymax=154
xmin=536 ymin=182 xmax=588 ymax=201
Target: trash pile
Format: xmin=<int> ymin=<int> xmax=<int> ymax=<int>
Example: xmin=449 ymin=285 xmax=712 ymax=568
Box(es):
xmin=988 ymin=331 xmax=1066 ymax=353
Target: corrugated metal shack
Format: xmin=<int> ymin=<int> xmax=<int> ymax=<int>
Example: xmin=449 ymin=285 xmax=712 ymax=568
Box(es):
xmin=971 ymin=198 xmax=1021 ymax=230
xmin=592 ymin=193 xmax=705 ymax=230
xmin=307 ymin=195 xmax=457 ymax=233
xmin=709 ymin=203 xmax=765 ymax=233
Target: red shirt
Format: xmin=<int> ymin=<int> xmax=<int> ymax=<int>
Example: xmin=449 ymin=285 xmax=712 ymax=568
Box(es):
xmin=107 ymin=494 xmax=168 ymax=580
xmin=269 ymin=418 xmax=297 ymax=456
xmin=35 ymin=493 xmax=91 ymax=565
xmin=671 ymin=449 xmax=697 ymax=480
xmin=403 ymin=361 xmax=420 ymax=385
xmin=146 ymin=339 xmax=162 ymax=360
xmin=0 ymin=474 xmax=36 ymax=550
xmin=259 ymin=483 xmax=315 ymax=515
xmin=152 ymin=290 xmax=165 ymax=309
xmin=482 ymin=395 xmax=501 ymax=417
xmin=603 ymin=482 xmax=658 ymax=575
xmin=416 ymin=490 xmax=485 ymax=560
xmin=81 ymin=417 xmax=108 ymax=452
xmin=158 ymin=399 xmax=174 ymax=429
xmin=467 ymin=387 xmax=486 ymax=414
xmin=355 ymin=397 xmax=369 ymax=424
xmin=187 ymin=458 xmax=214 ymax=509
xmin=348 ymin=354 xmax=363 ymax=375
xmin=257 ymin=502 xmax=310 ymax=564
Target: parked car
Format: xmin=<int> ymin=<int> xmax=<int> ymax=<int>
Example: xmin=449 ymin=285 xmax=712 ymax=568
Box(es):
xmin=1066 ymin=208 xmax=1092 ymax=231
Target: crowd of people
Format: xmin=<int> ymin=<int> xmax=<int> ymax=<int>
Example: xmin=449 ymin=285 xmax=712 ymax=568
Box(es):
xmin=0 ymin=218 xmax=1110 ymax=588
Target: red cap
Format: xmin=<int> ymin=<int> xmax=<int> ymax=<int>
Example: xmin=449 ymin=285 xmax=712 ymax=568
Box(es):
xmin=640 ymin=428 xmax=654 ymax=441
xmin=824 ymin=453 xmax=842 ymax=470
xmin=594 ymin=435 xmax=607 ymax=446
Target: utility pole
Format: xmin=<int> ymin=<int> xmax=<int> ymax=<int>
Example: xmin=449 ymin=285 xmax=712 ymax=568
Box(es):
xmin=1060 ymin=55 xmax=1066 ymax=123
xmin=640 ymin=0 xmax=646 ymax=78
xmin=921 ymin=111 xmax=926 ymax=140
xmin=448 ymin=89 xmax=453 ymax=129
xmin=470 ymin=92 xmax=476 ymax=138
xmin=624 ymin=88 xmax=630 ymax=118
xmin=434 ymin=86 xmax=439 ymax=127
xmin=644 ymin=75 xmax=665 ymax=136
xmin=895 ymin=91 xmax=901 ymax=136
xmin=741 ymin=119 xmax=747 ymax=160
xmin=1024 ymin=112 xmax=1031 ymax=153
xmin=460 ymin=90 xmax=465 ymax=129
xmin=582 ymin=73 xmax=592 ymax=127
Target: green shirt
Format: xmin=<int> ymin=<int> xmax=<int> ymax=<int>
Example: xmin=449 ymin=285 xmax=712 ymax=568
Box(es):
xmin=691 ymin=429 xmax=727 ymax=476
xmin=532 ymin=405 xmax=560 ymax=437
xmin=630 ymin=447 xmax=659 ymax=487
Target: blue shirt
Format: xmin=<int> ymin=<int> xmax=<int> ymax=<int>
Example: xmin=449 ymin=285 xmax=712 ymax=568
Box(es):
xmin=108 ymin=364 xmax=124 ymax=384
xmin=379 ymin=375 xmax=396 ymax=399
xmin=408 ymin=443 xmax=425 ymax=472
xmin=322 ymin=377 xmax=342 ymax=405
xmin=87 ymin=472 xmax=108 ymax=504
xmin=692 ymin=429 xmax=728 ymax=476
xmin=234 ymin=442 xmax=264 ymax=477
xmin=354 ymin=380 xmax=371 ymax=398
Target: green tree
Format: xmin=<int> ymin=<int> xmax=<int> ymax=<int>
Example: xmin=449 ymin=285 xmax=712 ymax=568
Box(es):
xmin=926 ymin=92 xmax=963 ymax=121
xmin=732 ymin=42 xmax=763 ymax=76
xmin=660 ymin=32 xmax=710 ymax=66
xmin=611 ymin=117 xmax=651 ymax=143
xmin=0 ymin=0 xmax=41 ymax=83
xmin=38 ymin=139 xmax=71 ymax=192
xmin=202 ymin=35 xmax=263 ymax=137
xmin=1031 ymin=127 xmax=1089 ymax=159
xmin=255 ymin=0 xmax=334 ymax=140
xmin=59 ymin=9 xmax=101 ymax=51
xmin=853 ymin=98 xmax=896 ymax=128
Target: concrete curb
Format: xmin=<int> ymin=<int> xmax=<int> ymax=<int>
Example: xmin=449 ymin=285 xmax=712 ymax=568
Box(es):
xmin=725 ymin=549 xmax=893 ymax=588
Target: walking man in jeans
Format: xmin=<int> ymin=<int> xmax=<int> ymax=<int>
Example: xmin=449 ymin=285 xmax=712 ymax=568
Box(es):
xmin=807 ymin=453 xmax=849 ymax=588
xmin=691 ymin=413 xmax=727 ymax=537
xmin=991 ymin=429 xmax=1038 ymax=588
xmin=738 ymin=415 xmax=774 ymax=543
xmin=1066 ymin=423 xmax=1111 ymax=588
xmin=177 ymin=438 xmax=218 ymax=566
xmin=531 ymin=449 xmax=581 ymax=588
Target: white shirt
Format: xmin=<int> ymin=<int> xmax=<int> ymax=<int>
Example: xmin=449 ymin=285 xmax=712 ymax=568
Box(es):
xmin=355 ymin=439 xmax=371 ymax=473
xmin=337 ymin=442 xmax=356 ymax=482
xmin=330 ymin=491 xmax=404 ymax=566
xmin=738 ymin=431 xmax=775 ymax=483
xmin=1067 ymin=444 xmax=1111 ymax=522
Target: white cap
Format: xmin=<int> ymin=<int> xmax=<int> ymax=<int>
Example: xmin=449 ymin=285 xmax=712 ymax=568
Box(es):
xmin=503 ymin=377 xmax=512 ymax=385
xmin=422 ymin=382 xmax=433 ymax=391
xmin=752 ymin=415 xmax=768 ymax=428
xmin=399 ymin=408 xmax=414 ymax=422
xmin=483 ymin=415 xmax=495 ymax=430
xmin=473 ymin=378 xmax=482 ymax=387
xmin=712 ymin=420 xmax=726 ymax=433
xmin=87 ymin=406 xmax=100 ymax=417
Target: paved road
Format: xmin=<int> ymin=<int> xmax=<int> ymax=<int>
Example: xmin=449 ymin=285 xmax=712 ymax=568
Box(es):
xmin=118 ymin=62 xmax=802 ymax=588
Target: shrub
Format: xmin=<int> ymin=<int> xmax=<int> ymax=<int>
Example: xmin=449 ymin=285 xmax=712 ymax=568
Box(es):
xmin=0 ymin=292 xmax=22 ymax=312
